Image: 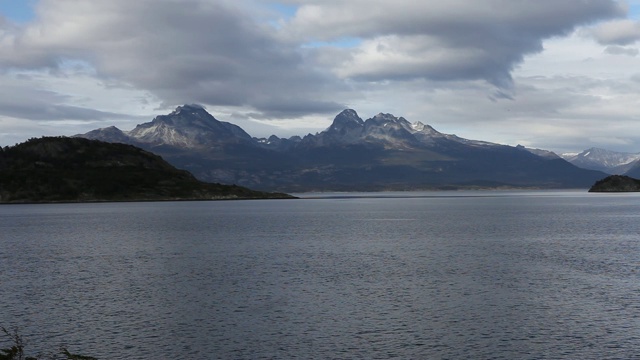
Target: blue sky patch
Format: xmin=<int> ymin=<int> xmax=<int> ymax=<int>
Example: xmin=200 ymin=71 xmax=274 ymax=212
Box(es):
xmin=269 ymin=2 xmax=297 ymax=19
xmin=0 ymin=0 xmax=35 ymax=23
xmin=302 ymin=37 xmax=363 ymax=49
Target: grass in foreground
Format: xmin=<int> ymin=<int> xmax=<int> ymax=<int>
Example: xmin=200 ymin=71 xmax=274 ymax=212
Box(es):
xmin=0 ymin=327 xmax=96 ymax=360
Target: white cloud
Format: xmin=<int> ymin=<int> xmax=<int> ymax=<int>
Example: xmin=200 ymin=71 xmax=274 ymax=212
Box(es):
xmin=589 ymin=19 xmax=640 ymax=44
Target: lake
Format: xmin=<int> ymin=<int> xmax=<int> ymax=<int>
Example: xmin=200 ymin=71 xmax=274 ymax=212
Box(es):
xmin=1 ymin=190 xmax=640 ymax=359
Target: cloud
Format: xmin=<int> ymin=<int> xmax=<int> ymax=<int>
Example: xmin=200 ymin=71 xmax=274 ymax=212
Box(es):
xmin=282 ymin=0 xmax=625 ymax=93
xmin=0 ymin=0 xmax=624 ymax=120
xmin=0 ymin=76 xmax=131 ymax=122
xmin=604 ymin=45 xmax=639 ymax=56
xmin=590 ymin=19 xmax=640 ymax=45
xmin=0 ymin=101 xmax=130 ymax=122
xmin=0 ymin=0 xmax=345 ymax=118
xmin=1 ymin=0 xmax=639 ymax=153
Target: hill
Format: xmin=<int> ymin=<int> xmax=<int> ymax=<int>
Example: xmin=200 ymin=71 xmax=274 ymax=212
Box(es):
xmin=588 ymin=175 xmax=640 ymax=192
xmin=0 ymin=137 xmax=294 ymax=203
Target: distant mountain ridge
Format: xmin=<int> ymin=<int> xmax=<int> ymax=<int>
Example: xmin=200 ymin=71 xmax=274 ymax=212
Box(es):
xmin=295 ymin=110 xmax=501 ymax=150
xmin=561 ymin=148 xmax=640 ymax=174
xmin=78 ymin=105 xmax=607 ymax=191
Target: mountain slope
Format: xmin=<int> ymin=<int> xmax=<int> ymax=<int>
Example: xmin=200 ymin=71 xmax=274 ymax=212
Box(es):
xmin=77 ymin=105 xmax=607 ymax=191
xmin=622 ymin=162 xmax=640 ymax=178
xmin=0 ymin=137 xmax=294 ymax=203
xmin=561 ymin=147 xmax=640 ymax=174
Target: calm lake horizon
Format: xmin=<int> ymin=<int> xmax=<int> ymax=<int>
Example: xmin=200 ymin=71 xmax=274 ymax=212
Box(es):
xmin=2 ymin=190 xmax=640 ymax=359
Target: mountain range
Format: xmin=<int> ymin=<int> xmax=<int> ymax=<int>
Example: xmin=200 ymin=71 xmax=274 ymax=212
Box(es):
xmin=560 ymin=148 xmax=640 ymax=176
xmin=78 ymin=104 xmax=609 ymax=191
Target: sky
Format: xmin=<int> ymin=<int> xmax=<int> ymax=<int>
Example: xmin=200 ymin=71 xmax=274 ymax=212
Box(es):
xmin=1 ymin=1 xmax=640 ymax=154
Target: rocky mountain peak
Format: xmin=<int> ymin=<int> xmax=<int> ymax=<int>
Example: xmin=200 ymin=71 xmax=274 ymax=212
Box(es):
xmin=328 ymin=109 xmax=364 ymax=132
xmin=337 ymin=108 xmax=361 ymax=120
xmin=152 ymin=104 xmax=216 ymax=127
xmin=126 ymin=104 xmax=252 ymax=148
xmin=371 ymin=113 xmax=399 ymax=124
xmin=357 ymin=113 xmax=418 ymax=149
xmin=367 ymin=113 xmax=415 ymax=133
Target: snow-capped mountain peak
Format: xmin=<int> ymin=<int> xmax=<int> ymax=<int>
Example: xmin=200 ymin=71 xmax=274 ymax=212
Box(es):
xmin=125 ymin=104 xmax=252 ymax=148
xmin=370 ymin=113 xmax=411 ymax=127
xmin=360 ymin=113 xmax=418 ymax=148
xmin=561 ymin=147 xmax=640 ymax=174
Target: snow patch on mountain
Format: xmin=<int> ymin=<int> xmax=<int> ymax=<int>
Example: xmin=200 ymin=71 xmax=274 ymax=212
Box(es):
xmin=518 ymin=145 xmax=560 ymax=159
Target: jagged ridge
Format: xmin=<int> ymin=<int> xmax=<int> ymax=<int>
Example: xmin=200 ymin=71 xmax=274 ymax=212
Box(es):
xmin=76 ymin=105 xmax=608 ymax=191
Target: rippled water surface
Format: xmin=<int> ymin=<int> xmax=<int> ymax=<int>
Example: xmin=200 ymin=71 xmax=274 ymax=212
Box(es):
xmin=2 ymin=191 xmax=640 ymax=359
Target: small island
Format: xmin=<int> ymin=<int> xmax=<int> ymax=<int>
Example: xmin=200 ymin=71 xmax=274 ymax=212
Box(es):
xmin=588 ymin=175 xmax=640 ymax=192
xmin=0 ymin=137 xmax=295 ymax=203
